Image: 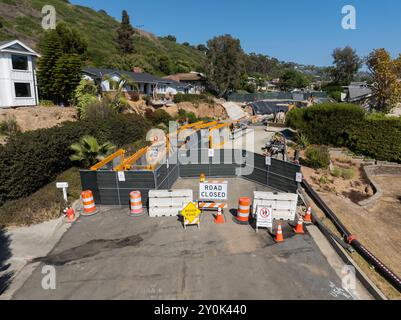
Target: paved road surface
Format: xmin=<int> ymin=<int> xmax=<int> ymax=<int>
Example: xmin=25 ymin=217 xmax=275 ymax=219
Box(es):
xmin=14 ymin=178 xmax=359 ymax=300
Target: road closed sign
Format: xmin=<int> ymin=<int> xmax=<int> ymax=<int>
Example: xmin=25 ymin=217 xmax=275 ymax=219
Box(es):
xmin=256 ymin=206 xmax=273 ymax=232
xmin=199 ymin=181 xmax=228 ymax=200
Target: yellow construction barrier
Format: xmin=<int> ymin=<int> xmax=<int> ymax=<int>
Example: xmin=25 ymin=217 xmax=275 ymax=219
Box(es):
xmin=90 ymin=149 xmax=125 ymax=171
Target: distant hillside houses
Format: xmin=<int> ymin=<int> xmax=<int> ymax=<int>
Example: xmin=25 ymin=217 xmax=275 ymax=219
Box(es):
xmin=341 ymin=82 xmax=373 ymax=103
xmin=163 ymin=72 xmax=207 ymax=94
xmin=82 ymin=67 xmax=201 ymax=97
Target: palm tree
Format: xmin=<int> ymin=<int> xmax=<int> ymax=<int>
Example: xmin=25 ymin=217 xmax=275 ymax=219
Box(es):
xmin=70 ymin=135 xmax=116 ymax=168
xmin=102 ymin=74 xmax=138 ymax=112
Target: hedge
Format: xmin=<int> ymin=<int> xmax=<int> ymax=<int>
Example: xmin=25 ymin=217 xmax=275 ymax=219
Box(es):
xmin=0 ymin=114 xmax=150 ymax=205
xmin=286 ymin=103 xmax=401 ymax=163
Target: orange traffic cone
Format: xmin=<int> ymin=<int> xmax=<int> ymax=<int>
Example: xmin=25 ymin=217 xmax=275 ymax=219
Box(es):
xmin=275 ymin=224 xmax=284 ymax=242
xmin=293 ymin=216 xmax=305 ymax=234
xmin=66 ymin=207 xmax=77 ymax=223
xmin=304 ymin=206 xmax=312 ymax=223
xmin=214 ymin=207 xmax=225 ymax=224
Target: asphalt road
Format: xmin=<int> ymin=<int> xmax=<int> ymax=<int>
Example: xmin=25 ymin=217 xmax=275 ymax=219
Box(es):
xmin=14 ymin=178 xmax=357 ymax=300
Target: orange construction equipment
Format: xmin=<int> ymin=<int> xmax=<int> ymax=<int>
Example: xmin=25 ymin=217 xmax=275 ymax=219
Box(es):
xmin=130 ymin=191 xmax=144 ymax=216
xmin=236 ymin=197 xmax=251 ymax=224
xmin=304 ymin=206 xmax=312 ymax=223
xmin=66 ymin=207 xmax=76 ymax=223
xmin=90 ymin=149 xmax=125 ymax=171
xmin=81 ymin=190 xmax=97 ymax=216
xmin=293 ymin=216 xmax=305 ymax=234
xmin=275 ymin=223 xmax=284 ymax=242
xmin=214 ymin=207 xmax=225 ymax=224
xmin=114 ymin=147 xmax=149 ymax=171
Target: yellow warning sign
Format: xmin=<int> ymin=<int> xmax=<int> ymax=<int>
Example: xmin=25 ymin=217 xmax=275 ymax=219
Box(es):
xmin=181 ymin=202 xmax=201 ymax=224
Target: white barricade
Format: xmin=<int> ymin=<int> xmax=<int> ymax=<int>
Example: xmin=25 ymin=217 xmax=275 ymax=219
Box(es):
xmin=252 ymin=192 xmax=298 ymax=221
xmin=149 ymin=189 xmax=193 ymax=217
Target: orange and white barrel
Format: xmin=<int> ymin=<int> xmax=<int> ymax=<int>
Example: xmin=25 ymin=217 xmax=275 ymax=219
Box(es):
xmin=81 ymin=190 xmax=97 ymax=215
xmin=130 ymin=191 xmax=143 ymax=215
xmin=236 ymin=197 xmax=251 ymax=223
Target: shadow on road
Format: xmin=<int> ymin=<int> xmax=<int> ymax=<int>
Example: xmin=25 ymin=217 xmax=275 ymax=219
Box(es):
xmin=0 ymin=227 xmax=13 ymax=295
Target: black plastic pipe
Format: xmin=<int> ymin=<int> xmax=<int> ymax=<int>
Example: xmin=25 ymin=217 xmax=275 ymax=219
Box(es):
xmin=301 ymin=179 xmax=401 ymax=293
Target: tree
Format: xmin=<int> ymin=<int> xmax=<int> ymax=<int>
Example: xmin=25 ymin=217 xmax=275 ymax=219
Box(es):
xmin=102 ymin=74 xmax=137 ymax=112
xmin=366 ymin=48 xmax=401 ymax=112
xmin=174 ymin=60 xmax=191 ymax=73
xmin=279 ymin=69 xmax=311 ymax=91
xmin=165 ymin=35 xmax=176 ymax=42
xmin=205 ymin=34 xmax=245 ymax=97
xmin=37 ymin=23 xmax=87 ymax=104
xmin=159 ymin=56 xmax=172 ymax=75
xmin=331 ymin=46 xmax=361 ymax=85
xmin=117 ymin=10 xmax=135 ymax=54
xmin=197 ymin=44 xmax=208 ymax=53
xmin=70 ymin=136 xmax=116 ymax=168
xmin=54 ymin=22 xmax=88 ymax=57
xmin=53 ymin=54 xmax=83 ymax=104
xmin=37 ymin=31 xmax=63 ymax=102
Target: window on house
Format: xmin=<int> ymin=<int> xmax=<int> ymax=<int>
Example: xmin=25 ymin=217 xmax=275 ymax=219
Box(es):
xmin=11 ymin=55 xmax=28 ymax=70
xmin=14 ymin=83 xmax=31 ymax=97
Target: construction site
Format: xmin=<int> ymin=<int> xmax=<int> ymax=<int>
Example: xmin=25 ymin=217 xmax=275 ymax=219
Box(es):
xmin=7 ymin=119 xmax=397 ymax=300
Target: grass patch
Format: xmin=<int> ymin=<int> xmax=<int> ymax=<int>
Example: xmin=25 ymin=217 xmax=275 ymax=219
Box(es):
xmin=0 ymin=167 xmax=81 ymax=228
xmin=331 ymin=167 xmax=355 ymax=180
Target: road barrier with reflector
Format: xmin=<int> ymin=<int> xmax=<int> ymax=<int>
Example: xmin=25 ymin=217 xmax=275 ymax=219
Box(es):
xmin=252 ymin=191 xmax=298 ymax=221
xmin=148 ymin=189 xmax=193 ymax=217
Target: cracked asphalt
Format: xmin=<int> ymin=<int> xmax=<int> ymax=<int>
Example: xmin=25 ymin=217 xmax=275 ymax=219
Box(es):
xmin=13 ymin=178 xmax=356 ymax=300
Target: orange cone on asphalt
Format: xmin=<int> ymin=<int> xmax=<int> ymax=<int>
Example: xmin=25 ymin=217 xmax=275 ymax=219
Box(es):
xmin=275 ymin=224 xmax=284 ymax=242
xmin=293 ymin=216 xmax=305 ymax=234
xmin=214 ymin=207 xmax=225 ymax=224
xmin=304 ymin=206 xmax=312 ymax=223
xmin=81 ymin=190 xmax=97 ymax=216
xmin=66 ymin=207 xmax=77 ymax=223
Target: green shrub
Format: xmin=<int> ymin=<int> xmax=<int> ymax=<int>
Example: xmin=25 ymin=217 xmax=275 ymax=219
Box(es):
xmin=83 ymin=100 xmax=116 ymax=120
xmin=0 ymin=114 xmax=150 ymax=205
xmin=40 ymin=100 xmax=56 ymax=107
xmin=341 ymin=168 xmax=355 ymax=180
xmin=332 ymin=167 xmax=342 ymax=178
xmin=286 ymin=107 xmax=306 ymax=130
xmin=347 ymin=117 xmax=401 ymax=163
xmin=305 ymin=145 xmax=330 ymax=169
xmin=147 ymin=109 xmax=172 ymax=126
xmin=0 ymin=167 xmax=81 ymax=227
xmin=173 ymin=94 xmax=214 ymax=104
xmin=319 ymin=175 xmax=330 ymax=185
xmin=177 ymin=109 xmax=198 ymax=123
xmin=0 ymin=115 xmax=20 ymax=136
xmin=286 ymin=103 xmax=401 ymax=163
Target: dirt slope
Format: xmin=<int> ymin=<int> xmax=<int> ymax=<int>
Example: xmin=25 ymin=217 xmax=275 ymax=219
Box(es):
xmin=0 ymin=106 xmax=77 ymax=132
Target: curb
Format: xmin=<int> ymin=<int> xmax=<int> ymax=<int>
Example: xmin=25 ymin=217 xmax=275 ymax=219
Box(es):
xmin=299 ymin=189 xmax=388 ymax=300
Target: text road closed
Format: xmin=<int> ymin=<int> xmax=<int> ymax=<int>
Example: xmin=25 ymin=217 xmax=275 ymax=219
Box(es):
xmin=199 ymin=182 xmax=228 ymax=200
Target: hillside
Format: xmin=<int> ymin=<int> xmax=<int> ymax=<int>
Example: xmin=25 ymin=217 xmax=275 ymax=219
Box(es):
xmin=0 ymin=0 xmax=206 ymax=73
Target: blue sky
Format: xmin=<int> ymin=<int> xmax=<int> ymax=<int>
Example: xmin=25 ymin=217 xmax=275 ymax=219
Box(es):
xmin=71 ymin=0 xmax=401 ymax=67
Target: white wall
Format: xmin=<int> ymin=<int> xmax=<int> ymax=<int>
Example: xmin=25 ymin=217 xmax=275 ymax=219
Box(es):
xmin=0 ymin=52 xmax=37 ymax=108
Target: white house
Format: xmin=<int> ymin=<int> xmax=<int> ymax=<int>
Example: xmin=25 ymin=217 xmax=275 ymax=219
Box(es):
xmin=0 ymin=40 xmax=40 ymax=108
xmin=82 ymin=67 xmax=191 ymax=97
